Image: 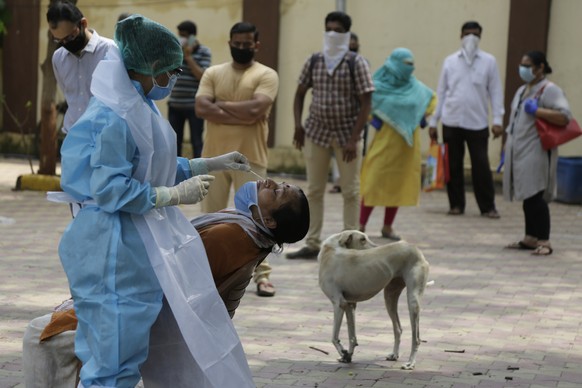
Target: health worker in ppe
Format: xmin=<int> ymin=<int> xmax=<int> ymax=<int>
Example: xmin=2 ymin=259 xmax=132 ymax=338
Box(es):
xmin=57 ymin=14 xmax=255 ymax=388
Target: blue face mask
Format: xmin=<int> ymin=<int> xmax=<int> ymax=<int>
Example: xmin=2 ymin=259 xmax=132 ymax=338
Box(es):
xmin=519 ymin=65 xmax=535 ymax=83
xmin=147 ymin=72 xmax=178 ymax=100
xmin=234 ymin=181 xmax=258 ymax=217
xmin=234 ymin=181 xmax=274 ymax=235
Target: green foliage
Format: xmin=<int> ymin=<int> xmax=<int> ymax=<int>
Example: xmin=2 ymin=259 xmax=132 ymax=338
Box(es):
xmin=0 ymin=0 xmax=9 ymax=39
xmin=0 ymin=132 xmax=39 ymax=157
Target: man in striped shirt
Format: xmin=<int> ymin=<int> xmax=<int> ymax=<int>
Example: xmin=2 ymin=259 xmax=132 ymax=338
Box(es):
xmin=168 ymin=20 xmax=212 ymax=157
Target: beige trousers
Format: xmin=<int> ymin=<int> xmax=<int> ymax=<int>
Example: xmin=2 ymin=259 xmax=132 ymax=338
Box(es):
xmin=303 ymin=138 xmax=362 ymax=249
xmin=200 ymin=163 xmax=272 ymax=284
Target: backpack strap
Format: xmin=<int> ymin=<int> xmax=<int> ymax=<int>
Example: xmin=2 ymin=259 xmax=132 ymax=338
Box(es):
xmin=345 ymin=51 xmax=357 ymax=83
xmin=309 ymin=51 xmax=358 ymax=87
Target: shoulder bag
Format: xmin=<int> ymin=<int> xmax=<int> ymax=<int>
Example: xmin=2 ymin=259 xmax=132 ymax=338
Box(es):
xmin=534 ymin=82 xmax=582 ymax=150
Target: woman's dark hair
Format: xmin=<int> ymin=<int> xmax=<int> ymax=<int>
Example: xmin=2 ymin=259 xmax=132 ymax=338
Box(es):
xmin=270 ymin=188 xmax=310 ymax=245
xmin=325 ymin=11 xmax=352 ymax=32
xmin=47 ymin=1 xmax=83 ymax=27
xmin=526 ymin=50 xmax=553 ymax=74
xmin=230 ymin=21 xmax=259 ymax=41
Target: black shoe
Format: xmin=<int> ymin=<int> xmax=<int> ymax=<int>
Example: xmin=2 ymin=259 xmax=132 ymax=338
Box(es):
xmin=481 ymin=209 xmax=500 ymax=219
xmin=286 ymin=246 xmax=320 ymax=259
xmin=328 ymin=185 xmax=341 ymax=194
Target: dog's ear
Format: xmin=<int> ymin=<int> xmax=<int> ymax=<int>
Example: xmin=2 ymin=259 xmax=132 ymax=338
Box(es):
xmin=338 ymin=233 xmax=353 ymax=248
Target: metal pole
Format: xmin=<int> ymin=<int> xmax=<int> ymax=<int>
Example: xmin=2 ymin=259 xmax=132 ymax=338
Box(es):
xmin=336 ymin=0 xmax=346 ymax=12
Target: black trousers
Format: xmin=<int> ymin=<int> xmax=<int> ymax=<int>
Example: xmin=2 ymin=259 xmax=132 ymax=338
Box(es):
xmin=442 ymin=125 xmax=496 ymax=213
xmin=523 ymin=190 xmax=550 ymax=240
xmin=168 ymin=107 xmax=204 ymax=158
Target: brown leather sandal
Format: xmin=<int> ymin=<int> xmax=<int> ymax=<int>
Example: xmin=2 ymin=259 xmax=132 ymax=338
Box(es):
xmin=531 ymin=245 xmax=553 ymax=256
xmin=257 ymin=282 xmax=276 ymax=297
xmin=505 ymin=241 xmax=537 ymax=250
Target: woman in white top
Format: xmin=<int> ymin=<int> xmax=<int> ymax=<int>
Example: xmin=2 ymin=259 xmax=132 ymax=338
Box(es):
xmin=502 ymin=51 xmax=571 ymax=256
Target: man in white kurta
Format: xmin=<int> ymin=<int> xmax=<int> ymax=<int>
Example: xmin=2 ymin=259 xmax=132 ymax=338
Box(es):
xmin=429 ymin=21 xmax=504 ymax=218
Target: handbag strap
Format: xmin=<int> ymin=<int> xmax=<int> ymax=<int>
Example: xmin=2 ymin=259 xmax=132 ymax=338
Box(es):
xmin=534 ymin=80 xmax=552 ymax=100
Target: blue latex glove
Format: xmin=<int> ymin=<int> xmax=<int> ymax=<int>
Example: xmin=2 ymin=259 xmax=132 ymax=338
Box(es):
xmin=523 ymin=98 xmax=538 ymax=115
xmin=370 ymin=115 xmax=382 ymax=130
xmin=496 ymin=150 xmax=505 ymax=173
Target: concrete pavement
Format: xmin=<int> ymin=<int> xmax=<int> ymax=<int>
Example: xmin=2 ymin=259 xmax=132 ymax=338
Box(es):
xmin=1 ymin=155 xmax=581 ymax=388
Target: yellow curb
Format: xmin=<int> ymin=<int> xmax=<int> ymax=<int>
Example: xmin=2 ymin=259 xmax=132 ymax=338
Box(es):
xmin=16 ymin=174 xmax=62 ymax=192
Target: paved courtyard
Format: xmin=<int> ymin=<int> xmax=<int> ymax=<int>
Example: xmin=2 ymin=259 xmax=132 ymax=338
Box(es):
xmin=0 ymin=156 xmax=581 ymax=387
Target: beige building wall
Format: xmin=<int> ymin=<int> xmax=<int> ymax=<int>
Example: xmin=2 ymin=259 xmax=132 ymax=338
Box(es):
xmin=546 ymin=0 xmax=582 ymax=156
xmin=276 ymin=0 xmax=511 ymax=167
xmin=277 ymin=0 xmax=336 ymax=148
xmin=37 ymin=0 xmax=580 ymax=166
xmin=37 ymin=0 xmax=242 ymax=127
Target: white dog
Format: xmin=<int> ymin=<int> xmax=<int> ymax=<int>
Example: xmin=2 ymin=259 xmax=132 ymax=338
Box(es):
xmin=318 ymin=230 xmax=430 ymax=370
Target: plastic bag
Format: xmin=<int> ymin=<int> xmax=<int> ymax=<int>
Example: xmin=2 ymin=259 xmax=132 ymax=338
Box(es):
xmin=423 ymin=142 xmax=449 ymax=192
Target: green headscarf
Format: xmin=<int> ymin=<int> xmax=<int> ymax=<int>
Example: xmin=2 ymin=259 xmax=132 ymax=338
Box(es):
xmin=114 ymin=14 xmax=183 ymax=76
xmin=371 ymin=48 xmax=434 ymax=146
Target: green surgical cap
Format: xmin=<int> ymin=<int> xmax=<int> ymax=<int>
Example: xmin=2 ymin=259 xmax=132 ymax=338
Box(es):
xmin=114 ymin=14 xmax=183 ymax=77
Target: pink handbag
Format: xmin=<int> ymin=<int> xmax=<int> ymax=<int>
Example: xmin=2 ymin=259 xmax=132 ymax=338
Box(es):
xmin=536 ymin=117 xmax=582 ymax=150
xmin=534 ymin=83 xmax=582 ymax=150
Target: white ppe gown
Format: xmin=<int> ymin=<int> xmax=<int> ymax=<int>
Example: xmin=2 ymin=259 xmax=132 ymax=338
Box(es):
xmin=58 ymin=46 xmax=253 ymax=388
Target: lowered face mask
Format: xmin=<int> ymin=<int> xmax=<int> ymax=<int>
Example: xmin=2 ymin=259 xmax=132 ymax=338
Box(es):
xmin=234 ymin=181 xmax=273 ymax=235
xmin=234 ymin=181 xmax=259 ymax=218
xmin=147 ymin=72 xmax=178 ymax=100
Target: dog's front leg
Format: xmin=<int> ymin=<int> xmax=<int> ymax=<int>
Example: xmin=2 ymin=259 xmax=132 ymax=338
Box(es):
xmin=331 ymin=303 xmax=348 ymax=362
xmin=344 ymin=302 xmax=358 ymax=363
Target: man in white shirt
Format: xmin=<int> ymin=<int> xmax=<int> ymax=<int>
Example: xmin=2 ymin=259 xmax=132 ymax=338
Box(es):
xmin=429 ymin=21 xmax=504 ymax=218
xmin=48 ymin=1 xmax=116 ymax=133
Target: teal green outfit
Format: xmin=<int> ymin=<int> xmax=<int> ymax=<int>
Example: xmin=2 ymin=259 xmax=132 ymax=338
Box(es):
xmin=371 ymin=48 xmax=433 ymax=146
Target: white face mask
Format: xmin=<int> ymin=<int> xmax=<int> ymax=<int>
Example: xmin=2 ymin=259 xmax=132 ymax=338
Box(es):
xmin=179 ymin=35 xmax=196 ymax=47
xmin=461 ymin=34 xmax=480 ymax=65
xmin=322 ymin=31 xmax=350 ymax=75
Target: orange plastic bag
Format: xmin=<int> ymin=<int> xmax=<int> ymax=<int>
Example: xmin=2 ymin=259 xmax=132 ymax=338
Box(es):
xmin=423 ymin=142 xmax=449 ymax=192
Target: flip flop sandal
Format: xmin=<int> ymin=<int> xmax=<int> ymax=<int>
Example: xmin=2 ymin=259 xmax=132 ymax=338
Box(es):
xmin=381 ymin=230 xmax=401 ymax=241
xmin=531 ymin=245 xmax=553 ymax=256
xmin=257 ymin=282 xmax=276 ymax=297
xmin=505 ymin=241 xmax=536 ymax=250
